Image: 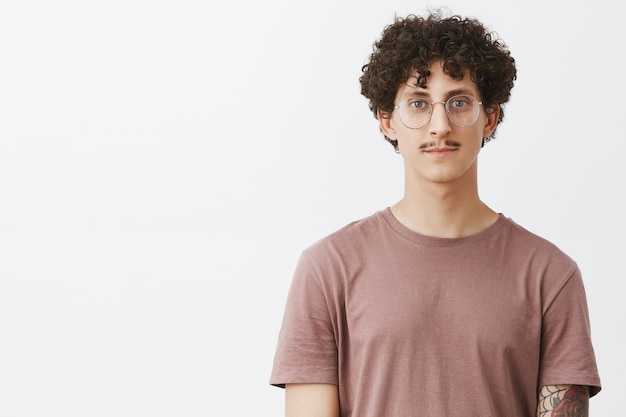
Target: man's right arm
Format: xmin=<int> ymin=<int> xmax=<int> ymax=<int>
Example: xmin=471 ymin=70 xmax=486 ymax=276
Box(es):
xmin=285 ymin=383 xmax=340 ymax=417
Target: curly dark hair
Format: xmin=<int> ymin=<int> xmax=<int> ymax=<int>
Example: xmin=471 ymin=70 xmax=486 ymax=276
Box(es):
xmin=360 ymin=11 xmax=517 ymax=150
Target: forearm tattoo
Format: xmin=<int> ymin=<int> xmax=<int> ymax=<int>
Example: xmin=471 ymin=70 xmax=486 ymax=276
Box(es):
xmin=537 ymin=385 xmax=589 ymax=417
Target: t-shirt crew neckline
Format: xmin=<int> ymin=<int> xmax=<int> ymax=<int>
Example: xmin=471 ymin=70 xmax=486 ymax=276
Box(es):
xmin=380 ymin=206 xmax=508 ymax=247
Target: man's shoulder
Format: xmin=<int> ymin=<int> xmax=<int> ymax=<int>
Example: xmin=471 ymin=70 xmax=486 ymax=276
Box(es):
xmin=504 ymin=217 xmax=566 ymax=249
xmin=303 ymin=209 xmax=388 ymax=256
xmin=501 ymin=216 xmax=578 ymax=269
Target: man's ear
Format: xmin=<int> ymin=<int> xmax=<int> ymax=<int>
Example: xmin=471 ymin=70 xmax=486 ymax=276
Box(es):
xmin=482 ymin=104 xmax=500 ymax=139
xmin=378 ymin=109 xmax=396 ymax=140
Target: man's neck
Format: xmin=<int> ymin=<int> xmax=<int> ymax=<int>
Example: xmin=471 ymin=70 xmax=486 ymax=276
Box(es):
xmin=390 ymin=181 xmax=498 ymax=239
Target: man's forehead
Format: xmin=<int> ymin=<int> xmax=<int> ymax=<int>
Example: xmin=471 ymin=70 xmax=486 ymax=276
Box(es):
xmin=401 ymin=66 xmax=474 ymax=93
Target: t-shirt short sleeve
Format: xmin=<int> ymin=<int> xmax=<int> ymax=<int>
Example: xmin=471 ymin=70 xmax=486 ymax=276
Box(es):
xmin=539 ymin=268 xmax=601 ymax=396
xmin=270 ymin=252 xmax=338 ymax=388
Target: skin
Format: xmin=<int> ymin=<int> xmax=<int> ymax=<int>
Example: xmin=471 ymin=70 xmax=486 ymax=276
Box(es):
xmin=285 ymin=383 xmax=339 ymax=417
xmin=284 ymin=61 xmax=592 ymax=416
xmin=378 ymin=60 xmax=500 ymax=239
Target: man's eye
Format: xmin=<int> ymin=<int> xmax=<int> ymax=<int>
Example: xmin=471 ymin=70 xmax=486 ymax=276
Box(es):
xmin=410 ymin=100 xmax=429 ymax=109
xmin=449 ymin=96 xmax=472 ymax=109
xmin=450 ymin=99 xmax=468 ymax=108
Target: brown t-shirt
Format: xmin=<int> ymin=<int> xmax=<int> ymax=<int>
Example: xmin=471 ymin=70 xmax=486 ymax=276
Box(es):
xmin=270 ymin=209 xmax=601 ymax=416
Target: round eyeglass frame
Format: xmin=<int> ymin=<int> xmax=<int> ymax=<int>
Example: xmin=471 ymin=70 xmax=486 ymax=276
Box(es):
xmin=394 ymin=95 xmax=484 ymax=129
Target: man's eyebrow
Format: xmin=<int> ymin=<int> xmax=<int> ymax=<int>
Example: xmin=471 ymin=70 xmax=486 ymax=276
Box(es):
xmin=402 ymin=90 xmax=429 ymax=98
xmin=446 ymin=88 xmax=476 ymax=97
xmin=401 ymin=87 xmax=477 ymax=99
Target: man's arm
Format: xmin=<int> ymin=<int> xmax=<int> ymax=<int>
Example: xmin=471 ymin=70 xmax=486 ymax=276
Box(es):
xmin=285 ymin=383 xmax=339 ymax=417
xmin=537 ymin=385 xmax=589 ymax=417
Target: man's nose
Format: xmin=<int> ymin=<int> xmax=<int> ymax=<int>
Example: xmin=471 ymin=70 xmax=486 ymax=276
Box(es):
xmin=428 ymin=102 xmax=451 ymax=135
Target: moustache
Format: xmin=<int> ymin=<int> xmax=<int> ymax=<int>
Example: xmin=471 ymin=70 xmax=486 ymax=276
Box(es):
xmin=418 ymin=140 xmax=461 ymax=150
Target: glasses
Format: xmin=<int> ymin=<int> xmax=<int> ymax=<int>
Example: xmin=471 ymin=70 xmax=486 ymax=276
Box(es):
xmin=394 ymin=95 xmax=483 ymax=129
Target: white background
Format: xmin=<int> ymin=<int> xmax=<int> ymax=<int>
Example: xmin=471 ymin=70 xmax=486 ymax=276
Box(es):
xmin=0 ymin=0 xmax=623 ymax=416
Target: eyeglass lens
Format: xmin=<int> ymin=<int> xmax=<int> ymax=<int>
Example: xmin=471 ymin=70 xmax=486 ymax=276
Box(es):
xmin=397 ymin=95 xmax=481 ymax=129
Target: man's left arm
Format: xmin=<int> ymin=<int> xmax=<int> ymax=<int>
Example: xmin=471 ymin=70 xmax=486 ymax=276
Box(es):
xmin=537 ymin=385 xmax=589 ymax=417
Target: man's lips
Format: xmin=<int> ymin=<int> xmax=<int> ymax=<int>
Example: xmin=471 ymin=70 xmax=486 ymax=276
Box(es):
xmin=422 ymin=145 xmax=460 ymax=155
xmin=424 ymin=147 xmax=458 ymax=152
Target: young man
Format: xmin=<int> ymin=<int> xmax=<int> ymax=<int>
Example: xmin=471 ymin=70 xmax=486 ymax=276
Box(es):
xmin=270 ymin=12 xmax=601 ymax=417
